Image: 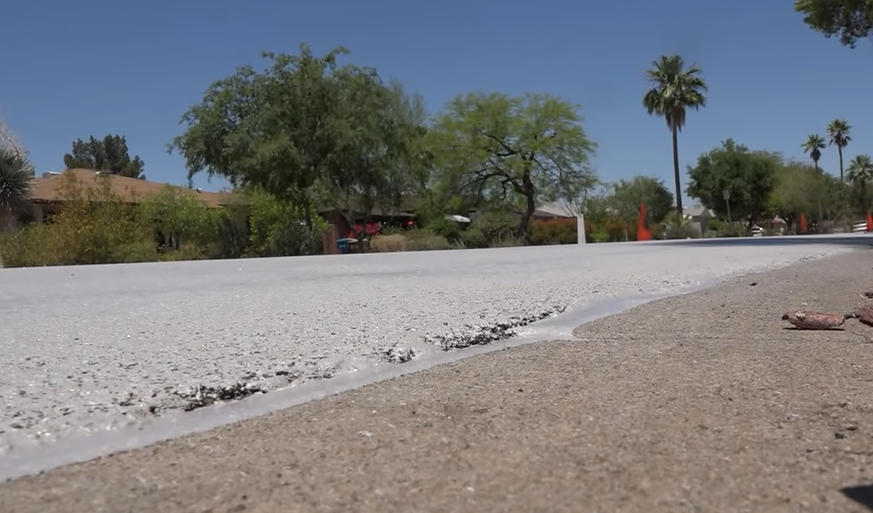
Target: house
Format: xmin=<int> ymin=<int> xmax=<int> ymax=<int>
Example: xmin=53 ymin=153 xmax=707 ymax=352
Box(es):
xmin=682 ymin=206 xmax=714 ymax=236
xmin=317 ymin=196 xmax=420 ymax=254
xmin=1 ymin=169 xmax=247 ymax=236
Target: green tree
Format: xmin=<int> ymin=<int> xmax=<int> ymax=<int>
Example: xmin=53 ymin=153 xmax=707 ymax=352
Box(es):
xmin=686 ymin=139 xmax=778 ymax=226
xmin=609 ymin=175 xmax=674 ymax=226
xmin=769 ymin=161 xmax=829 ymax=227
xmin=429 ymin=92 xmax=597 ymax=239
xmin=643 ymin=55 xmax=708 ymax=215
xmin=826 ymin=119 xmax=851 ymax=182
xmin=63 ymin=134 xmax=145 ymax=179
xmin=314 ymin=73 xmax=427 ymax=244
xmin=794 ymin=0 xmax=873 ymax=47
xmin=171 ymin=45 xmax=418 ymax=243
xmin=846 ymin=154 xmax=873 ymax=215
xmin=801 ymin=134 xmax=826 ymax=171
xmin=171 ymin=45 xmax=343 ymax=228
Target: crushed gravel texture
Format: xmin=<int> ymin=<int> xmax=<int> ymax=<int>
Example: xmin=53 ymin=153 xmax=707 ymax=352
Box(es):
xmin=0 ymin=239 xmax=862 ymax=455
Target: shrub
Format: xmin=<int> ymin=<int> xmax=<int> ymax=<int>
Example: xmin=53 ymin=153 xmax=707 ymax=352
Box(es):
xmin=590 ymin=229 xmax=610 ymax=243
xmin=489 ymin=233 xmax=525 ymax=248
xmin=245 ymin=189 xmax=326 ymax=257
xmin=664 ymin=225 xmax=696 ymax=239
xmin=136 ymin=185 xmax=222 ymax=254
xmin=0 ymin=173 xmax=157 ymax=267
xmin=458 ymin=227 xmax=488 ymax=249
xmin=717 ymin=222 xmax=748 ymax=238
xmin=426 ymin=217 xmax=462 ymax=242
xmin=471 ymin=210 xmax=518 ymax=242
xmin=530 ymin=218 xmax=577 ymax=245
xmin=371 ymin=233 xmax=408 ymax=252
xmin=404 ymin=229 xmax=451 ymax=251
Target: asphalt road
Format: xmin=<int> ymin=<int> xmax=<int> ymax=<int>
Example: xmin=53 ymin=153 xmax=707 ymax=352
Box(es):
xmin=4 ymin=245 xmax=873 ymax=512
xmin=0 ymin=235 xmax=869 ymax=463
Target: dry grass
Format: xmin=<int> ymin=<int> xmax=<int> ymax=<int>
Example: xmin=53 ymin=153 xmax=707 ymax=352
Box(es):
xmin=370 ymin=234 xmax=408 ymax=252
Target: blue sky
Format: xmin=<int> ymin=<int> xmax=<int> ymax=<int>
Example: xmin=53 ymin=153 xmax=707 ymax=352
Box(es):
xmin=1 ymin=0 xmax=871 ymax=203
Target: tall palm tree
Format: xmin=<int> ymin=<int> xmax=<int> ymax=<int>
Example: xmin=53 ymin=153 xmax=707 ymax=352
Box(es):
xmin=802 ymin=134 xmax=827 ymax=221
xmin=847 ymin=154 xmax=873 ymax=215
xmin=0 ymin=146 xmax=34 ymax=230
xmin=643 ymin=55 xmax=707 ymax=215
xmin=801 ymin=134 xmax=826 ymax=170
xmin=826 ymin=119 xmax=851 ymax=182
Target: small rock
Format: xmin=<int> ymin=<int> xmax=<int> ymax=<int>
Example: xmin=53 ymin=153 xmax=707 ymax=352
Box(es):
xmin=856 ymin=305 xmax=873 ymax=327
xmin=782 ymin=311 xmax=845 ymax=330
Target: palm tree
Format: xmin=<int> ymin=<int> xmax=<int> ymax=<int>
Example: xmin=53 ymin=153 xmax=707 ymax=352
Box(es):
xmin=801 ymin=134 xmax=826 ymax=170
xmin=826 ymin=119 xmax=851 ymax=182
xmin=802 ymin=134 xmax=827 ymax=221
xmin=847 ymin=154 xmax=873 ymax=215
xmin=643 ymin=55 xmax=708 ymax=215
xmin=0 ymin=146 xmax=34 ymax=230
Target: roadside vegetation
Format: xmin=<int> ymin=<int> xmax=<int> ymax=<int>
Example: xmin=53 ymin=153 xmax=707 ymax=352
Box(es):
xmin=1 ymin=5 xmax=871 ymax=267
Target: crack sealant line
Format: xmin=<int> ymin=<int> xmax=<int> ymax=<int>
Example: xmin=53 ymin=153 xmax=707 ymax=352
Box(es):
xmin=0 ymin=249 xmax=853 ymax=483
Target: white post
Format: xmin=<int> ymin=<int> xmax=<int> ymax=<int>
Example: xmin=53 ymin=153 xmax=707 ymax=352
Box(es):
xmin=577 ymin=214 xmax=586 ymax=244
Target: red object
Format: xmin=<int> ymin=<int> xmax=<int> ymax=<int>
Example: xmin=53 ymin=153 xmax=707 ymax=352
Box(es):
xmin=867 ymin=213 xmax=873 ymax=232
xmin=637 ymin=203 xmax=652 ymax=241
xmin=348 ymin=222 xmax=381 ymax=238
xmin=799 ymin=213 xmax=807 ymax=234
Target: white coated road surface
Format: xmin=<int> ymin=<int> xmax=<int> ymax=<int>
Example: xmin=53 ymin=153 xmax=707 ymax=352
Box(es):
xmin=0 ymin=237 xmax=868 ymax=458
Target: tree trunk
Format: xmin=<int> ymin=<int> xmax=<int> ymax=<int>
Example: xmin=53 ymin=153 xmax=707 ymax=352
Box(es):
xmin=516 ymin=172 xmax=535 ymax=241
xmin=671 ymin=123 xmax=683 ymax=215
xmin=838 ymin=148 xmax=844 ymax=183
xmin=861 ymin=180 xmax=868 ymax=215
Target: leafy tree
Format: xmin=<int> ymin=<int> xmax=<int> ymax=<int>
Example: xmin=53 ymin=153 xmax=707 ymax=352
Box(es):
xmin=171 ymin=44 xmax=420 ymax=245
xmin=63 ymin=134 xmax=145 ymax=179
xmin=794 ymin=0 xmax=873 ymax=47
xmin=847 ymin=154 xmax=873 ymax=214
xmin=314 ymin=73 xmax=426 ymax=243
xmin=801 ymin=134 xmax=826 ymax=171
xmin=642 ymin=55 xmax=708 ymax=215
xmin=686 ymin=139 xmax=778 ymax=226
xmin=609 ymin=175 xmax=674 ymax=226
xmin=171 ymin=45 xmax=343 ymax=228
xmin=827 ymin=119 xmax=852 ymax=182
xmin=0 ymin=147 xmax=34 ymax=229
xmin=769 ymin=161 xmax=829 ymax=226
xmin=429 ymin=92 xmax=597 ymax=239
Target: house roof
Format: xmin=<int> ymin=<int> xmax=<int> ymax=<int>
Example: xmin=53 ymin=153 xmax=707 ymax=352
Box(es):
xmin=32 ymin=169 xmax=239 ymax=208
xmin=532 ymin=203 xmax=576 ymax=219
xmin=683 ymin=206 xmax=714 ymax=218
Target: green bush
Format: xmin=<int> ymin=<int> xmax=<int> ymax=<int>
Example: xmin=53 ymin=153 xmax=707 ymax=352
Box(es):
xmin=136 ymin=185 xmax=222 ymax=254
xmin=0 ymin=173 xmax=157 ymax=267
xmin=590 ymin=230 xmax=610 ymax=243
xmin=717 ymin=222 xmax=748 ymax=238
xmin=245 ymin=189 xmax=326 ymax=257
xmin=426 ymin=217 xmax=462 ymax=242
xmin=458 ymin=227 xmax=488 ymax=249
xmin=471 ymin=210 xmax=518 ymax=242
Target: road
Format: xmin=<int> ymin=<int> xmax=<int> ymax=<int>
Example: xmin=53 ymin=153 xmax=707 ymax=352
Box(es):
xmin=0 ymin=235 xmax=869 ymax=464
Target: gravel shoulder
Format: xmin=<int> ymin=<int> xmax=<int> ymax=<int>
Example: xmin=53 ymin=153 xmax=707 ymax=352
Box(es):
xmin=4 ymin=250 xmax=873 ymax=512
